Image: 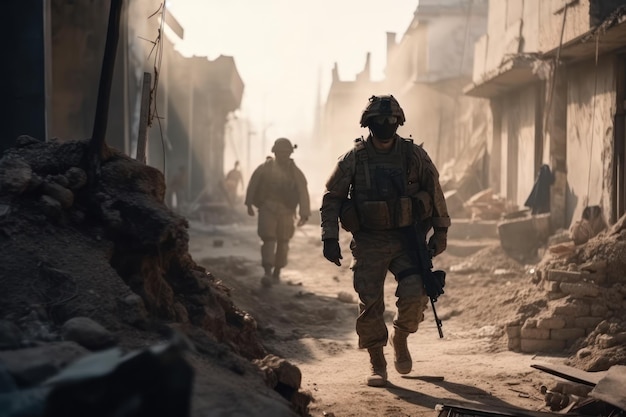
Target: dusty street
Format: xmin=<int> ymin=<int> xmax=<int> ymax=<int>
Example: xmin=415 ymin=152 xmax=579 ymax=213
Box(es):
xmin=189 ymin=215 xmax=562 ymax=417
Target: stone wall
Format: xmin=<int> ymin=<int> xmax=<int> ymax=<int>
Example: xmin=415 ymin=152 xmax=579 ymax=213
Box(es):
xmin=506 ymin=267 xmax=626 ymax=353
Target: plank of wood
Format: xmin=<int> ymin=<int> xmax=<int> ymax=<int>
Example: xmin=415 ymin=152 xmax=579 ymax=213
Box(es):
xmin=531 ymin=362 xmax=607 ymax=386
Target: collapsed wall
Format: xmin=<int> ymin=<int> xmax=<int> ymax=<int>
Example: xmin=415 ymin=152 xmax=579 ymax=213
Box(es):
xmin=505 ymin=218 xmax=626 ymax=371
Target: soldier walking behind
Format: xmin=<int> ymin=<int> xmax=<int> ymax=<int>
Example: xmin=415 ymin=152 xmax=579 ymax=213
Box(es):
xmin=245 ymin=138 xmax=311 ymax=287
xmin=319 ymin=95 xmax=450 ymax=387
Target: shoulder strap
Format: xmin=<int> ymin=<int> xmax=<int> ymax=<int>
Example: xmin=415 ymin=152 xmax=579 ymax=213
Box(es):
xmin=353 ymin=137 xmax=371 ymax=189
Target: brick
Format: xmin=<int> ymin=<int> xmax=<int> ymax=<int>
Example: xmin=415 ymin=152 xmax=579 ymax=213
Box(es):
xmin=543 ymin=280 xmax=560 ymax=293
xmin=537 ymin=317 xmax=566 ymax=329
xmin=598 ymin=334 xmax=619 ymax=349
xmin=545 ymin=270 xmax=591 ymax=283
xmin=521 ymin=327 xmax=550 ymax=339
xmin=522 ymin=319 xmax=538 ymax=329
xmin=553 ymin=299 xmax=590 ymax=317
xmin=506 ymin=325 xmax=521 ymax=338
xmin=520 ymin=338 xmax=566 ymax=353
xmin=559 ymin=282 xmax=599 ymax=298
xmin=574 ymin=316 xmax=603 ymax=330
xmin=590 ymin=302 xmax=609 ymax=317
xmin=548 ymin=292 xmax=566 ymax=300
xmin=551 ymin=328 xmax=586 ymax=341
xmin=507 ymin=337 xmax=521 ymax=351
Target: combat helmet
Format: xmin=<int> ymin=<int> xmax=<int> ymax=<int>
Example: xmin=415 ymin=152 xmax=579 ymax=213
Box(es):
xmin=359 ymin=95 xmax=406 ymax=127
xmin=271 ymin=137 xmax=296 ymax=153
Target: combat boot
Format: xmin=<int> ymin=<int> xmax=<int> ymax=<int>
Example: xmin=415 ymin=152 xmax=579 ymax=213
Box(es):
xmin=390 ymin=329 xmax=412 ymax=374
xmin=272 ymin=267 xmax=281 ymax=282
xmin=261 ymin=266 xmax=273 ymax=287
xmin=366 ymin=347 xmax=387 ymax=387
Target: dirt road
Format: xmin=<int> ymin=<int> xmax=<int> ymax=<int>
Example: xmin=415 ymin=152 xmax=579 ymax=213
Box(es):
xmin=189 ymin=218 xmax=562 ymax=417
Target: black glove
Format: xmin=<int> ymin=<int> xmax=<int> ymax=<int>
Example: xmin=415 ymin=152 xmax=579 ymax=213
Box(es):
xmin=323 ymin=238 xmax=342 ymax=266
xmin=428 ymin=228 xmax=447 ymax=257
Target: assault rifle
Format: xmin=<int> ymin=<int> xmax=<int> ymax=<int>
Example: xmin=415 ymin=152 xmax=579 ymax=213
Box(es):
xmin=406 ymin=221 xmax=446 ymax=338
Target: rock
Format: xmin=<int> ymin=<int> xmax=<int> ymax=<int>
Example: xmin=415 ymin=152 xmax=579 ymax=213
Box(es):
xmin=255 ymin=354 xmax=302 ymax=391
xmin=118 ymin=294 xmax=150 ymax=329
xmin=41 ymin=181 xmax=74 ymax=209
xmin=15 ymin=135 xmax=42 ymax=148
xmin=40 ymin=195 xmax=63 ymax=221
xmin=65 ymin=167 xmax=87 ymax=191
xmin=0 ymin=341 xmax=87 ymax=386
xmin=61 ymin=317 xmax=117 ymax=350
xmin=46 ymin=174 xmax=69 ymax=188
xmin=0 ymin=157 xmax=32 ymax=194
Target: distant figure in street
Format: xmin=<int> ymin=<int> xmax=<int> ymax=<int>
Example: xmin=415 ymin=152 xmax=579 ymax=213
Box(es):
xmin=223 ymin=161 xmax=244 ymax=207
xmin=245 ymin=138 xmax=311 ymax=287
xmin=166 ymin=165 xmax=188 ymax=211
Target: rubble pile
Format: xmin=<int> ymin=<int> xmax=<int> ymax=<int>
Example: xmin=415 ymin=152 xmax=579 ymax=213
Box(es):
xmin=504 ymin=214 xmax=626 ymax=371
xmin=0 ymin=136 xmax=310 ymax=416
xmin=463 ymin=188 xmax=514 ymax=221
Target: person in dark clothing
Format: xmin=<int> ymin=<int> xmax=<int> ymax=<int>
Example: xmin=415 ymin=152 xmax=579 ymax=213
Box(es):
xmin=524 ymin=164 xmax=554 ymax=214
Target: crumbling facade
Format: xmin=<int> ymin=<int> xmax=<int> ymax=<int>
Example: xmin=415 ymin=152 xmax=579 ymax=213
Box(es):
xmin=319 ymin=54 xmax=384 ymax=161
xmin=3 ymin=1 xmax=244 ymax=209
xmin=465 ymin=0 xmax=626 ymax=229
xmin=317 ymin=0 xmax=490 ymax=201
xmin=464 ymin=0 xmax=626 ymax=362
xmin=385 ymin=0 xmax=489 ymax=169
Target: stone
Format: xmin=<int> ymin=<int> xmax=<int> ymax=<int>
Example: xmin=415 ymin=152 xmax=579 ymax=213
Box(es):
xmin=0 ymin=157 xmax=32 ymax=194
xmin=61 ymin=317 xmax=117 ymax=350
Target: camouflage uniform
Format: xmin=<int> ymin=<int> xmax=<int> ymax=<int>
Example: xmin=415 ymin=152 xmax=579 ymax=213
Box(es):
xmin=321 ymin=136 xmax=449 ymax=347
xmin=245 ymin=141 xmax=310 ymax=277
xmin=320 ymin=95 xmax=450 ymax=386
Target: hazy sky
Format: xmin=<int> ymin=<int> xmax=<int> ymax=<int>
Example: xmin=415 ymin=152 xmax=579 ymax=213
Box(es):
xmin=166 ymin=0 xmax=418 ymax=140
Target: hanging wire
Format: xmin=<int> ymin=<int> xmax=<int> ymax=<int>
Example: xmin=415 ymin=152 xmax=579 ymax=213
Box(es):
xmin=140 ymin=2 xmax=168 ymax=174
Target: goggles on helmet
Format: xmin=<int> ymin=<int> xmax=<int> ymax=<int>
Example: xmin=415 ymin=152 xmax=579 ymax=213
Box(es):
xmin=371 ymin=115 xmax=398 ymax=125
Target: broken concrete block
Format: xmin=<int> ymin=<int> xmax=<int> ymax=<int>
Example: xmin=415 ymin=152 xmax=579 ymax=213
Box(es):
xmin=521 ymin=327 xmax=550 ymax=340
xmin=559 ymin=282 xmax=600 ymax=298
xmin=536 ymin=317 xmax=566 ymax=330
xmin=552 ymin=298 xmax=591 ymax=317
xmin=506 ymin=325 xmax=521 ymax=338
xmin=520 ymin=338 xmax=565 ymax=353
xmin=574 ymin=316 xmax=604 ymax=331
xmin=550 ymin=327 xmax=585 ymax=341
xmin=545 ymin=269 xmax=590 ymax=283
xmin=507 ymin=337 xmax=521 ymax=350
xmin=543 ymin=280 xmax=560 ymax=293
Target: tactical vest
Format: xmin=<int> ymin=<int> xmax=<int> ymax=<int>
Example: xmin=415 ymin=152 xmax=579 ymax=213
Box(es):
xmin=350 ymin=137 xmax=416 ymax=230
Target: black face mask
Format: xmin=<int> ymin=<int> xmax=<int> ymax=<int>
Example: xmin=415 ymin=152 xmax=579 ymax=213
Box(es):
xmin=369 ymin=121 xmax=398 ymax=140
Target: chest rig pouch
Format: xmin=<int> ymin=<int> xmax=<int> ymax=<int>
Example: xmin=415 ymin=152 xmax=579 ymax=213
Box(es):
xmin=349 ymin=138 xmax=415 ymax=231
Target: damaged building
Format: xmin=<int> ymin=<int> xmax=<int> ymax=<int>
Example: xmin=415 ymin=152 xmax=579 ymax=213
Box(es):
xmin=318 ymin=0 xmax=489 ymax=172
xmin=465 ymin=0 xmax=626 ymax=228
xmin=3 ymin=0 xmax=243 ymax=210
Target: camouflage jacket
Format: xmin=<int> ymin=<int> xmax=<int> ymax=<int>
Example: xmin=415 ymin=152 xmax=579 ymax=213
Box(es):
xmin=320 ymin=135 xmax=450 ymax=240
xmin=245 ymin=158 xmax=311 ymax=219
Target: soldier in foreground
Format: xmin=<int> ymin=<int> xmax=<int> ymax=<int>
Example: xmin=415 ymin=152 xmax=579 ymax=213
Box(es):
xmin=245 ymin=138 xmax=311 ymax=287
xmin=319 ymin=95 xmax=450 ymax=387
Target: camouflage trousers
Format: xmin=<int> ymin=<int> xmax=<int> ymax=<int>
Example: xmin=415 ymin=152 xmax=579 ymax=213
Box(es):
xmin=349 ymin=229 xmax=429 ymax=349
xmin=257 ymin=201 xmax=296 ymax=269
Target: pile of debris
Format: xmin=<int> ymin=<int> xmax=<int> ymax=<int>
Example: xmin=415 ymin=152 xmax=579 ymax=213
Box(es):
xmin=504 ymin=209 xmax=626 ymax=373
xmin=0 ymin=136 xmax=310 ymax=416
